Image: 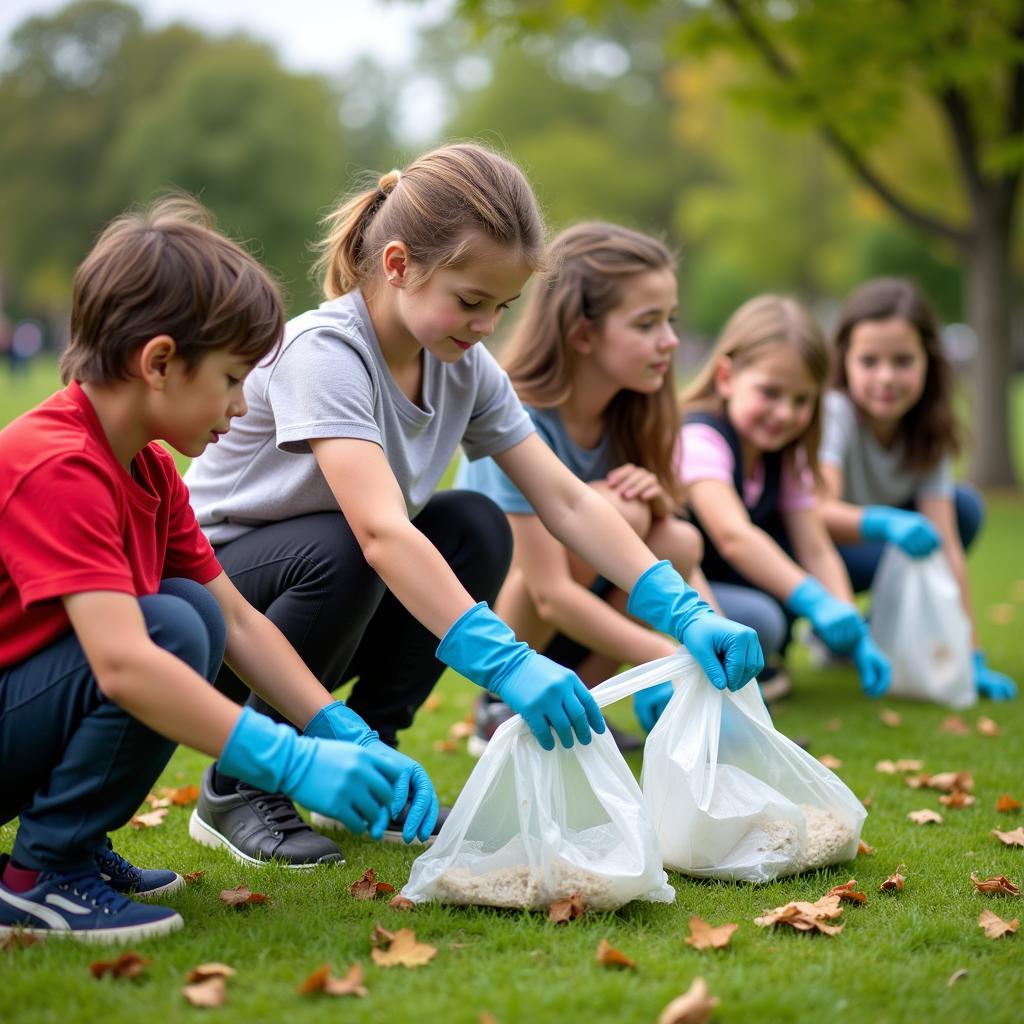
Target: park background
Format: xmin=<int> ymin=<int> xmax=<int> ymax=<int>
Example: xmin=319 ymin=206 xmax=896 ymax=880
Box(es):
xmin=1 ymin=2 xmax=1022 ymax=1022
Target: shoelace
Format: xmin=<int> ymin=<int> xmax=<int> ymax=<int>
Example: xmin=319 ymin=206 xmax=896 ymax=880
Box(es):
xmin=44 ymin=866 xmax=131 ymax=914
xmin=94 ymin=846 xmax=141 ymax=887
xmin=239 ymin=787 xmax=311 ymax=835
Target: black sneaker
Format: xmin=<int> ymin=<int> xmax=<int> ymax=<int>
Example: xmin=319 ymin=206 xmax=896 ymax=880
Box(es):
xmin=310 ymin=801 xmax=451 ymax=845
xmin=96 ymin=841 xmax=183 ymax=899
xmin=188 ymin=765 xmax=344 ymax=869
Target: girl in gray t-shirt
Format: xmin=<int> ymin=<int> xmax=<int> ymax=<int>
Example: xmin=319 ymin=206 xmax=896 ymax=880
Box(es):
xmin=819 ymin=277 xmax=1015 ymax=701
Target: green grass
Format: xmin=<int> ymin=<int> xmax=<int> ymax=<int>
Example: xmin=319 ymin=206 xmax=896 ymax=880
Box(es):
xmin=2 ymin=362 xmax=1023 ymax=1023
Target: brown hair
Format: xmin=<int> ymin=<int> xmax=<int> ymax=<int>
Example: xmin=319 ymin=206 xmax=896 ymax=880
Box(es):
xmin=61 ymin=194 xmax=283 ymax=385
xmin=680 ymin=294 xmax=830 ymax=478
xmin=832 ymin=277 xmax=961 ymax=471
xmin=501 ymin=221 xmax=683 ymax=505
xmin=313 ymin=142 xmax=546 ymax=298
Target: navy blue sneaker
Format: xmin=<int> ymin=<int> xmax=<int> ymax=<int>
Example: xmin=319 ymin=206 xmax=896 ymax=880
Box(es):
xmin=0 ymin=854 xmax=183 ymax=944
xmin=95 ymin=842 xmax=183 ymax=899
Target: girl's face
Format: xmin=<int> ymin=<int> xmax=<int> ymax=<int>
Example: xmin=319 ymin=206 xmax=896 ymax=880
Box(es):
xmin=717 ymin=343 xmax=818 ymax=453
xmin=391 ymin=238 xmax=533 ymax=363
xmin=844 ymin=316 xmax=928 ymax=425
xmin=583 ymin=268 xmax=679 ymax=394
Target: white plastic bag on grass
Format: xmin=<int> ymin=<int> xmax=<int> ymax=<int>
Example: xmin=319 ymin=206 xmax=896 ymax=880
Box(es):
xmin=642 ymin=653 xmax=866 ymax=883
xmin=870 ymin=547 xmax=975 ymax=709
xmin=402 ymin=660 xmax=678 ymax=911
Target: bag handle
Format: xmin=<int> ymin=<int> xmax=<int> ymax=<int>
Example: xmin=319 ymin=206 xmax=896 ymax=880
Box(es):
xmin=588 ymin=650 xmax=697 ymax=708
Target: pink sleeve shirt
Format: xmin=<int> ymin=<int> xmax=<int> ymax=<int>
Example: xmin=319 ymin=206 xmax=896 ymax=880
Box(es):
xmin=676 ymin=423 xmax=816 ymax=513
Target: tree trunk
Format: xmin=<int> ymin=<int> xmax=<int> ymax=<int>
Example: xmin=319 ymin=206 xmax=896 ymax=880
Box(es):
xmin=963 ymin=213 xmax=1018 ymax=487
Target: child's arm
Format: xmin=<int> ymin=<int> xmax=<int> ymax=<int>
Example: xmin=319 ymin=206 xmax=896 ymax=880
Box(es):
xmin=782 ymin=506 xmax=856 ymax=603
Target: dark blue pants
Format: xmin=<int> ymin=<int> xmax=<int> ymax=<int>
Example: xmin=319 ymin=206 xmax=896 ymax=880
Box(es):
xmin=836 ymin=484 xmax=985 ymax=593
xmin=0 ymin=579 xmax=225 ymax=872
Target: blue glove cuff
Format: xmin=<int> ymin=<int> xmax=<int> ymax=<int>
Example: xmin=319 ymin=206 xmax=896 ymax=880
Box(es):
xmin=861 ymin=506 xmax=889 ymax=542
xmin=304 ymin=700 xmax=379 ymax=747
xmin=626 ymin=559 xmax=711 ymax=642
xmin=436 ymin=601 xmax=531 ymax=695
xmin=221 ymin=706 xmax=298 ymax=794
xmin=785 ymin=576 xmax=828 ymax=616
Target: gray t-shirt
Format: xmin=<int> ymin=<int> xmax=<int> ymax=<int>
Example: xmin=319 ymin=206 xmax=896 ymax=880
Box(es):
xmin=186 ymin=290 xmax=534 ymax=544
xmin=454 ymin=405 xmax=615 ymax=514
xmin=819 ymin=390 xmax=953 ymax=507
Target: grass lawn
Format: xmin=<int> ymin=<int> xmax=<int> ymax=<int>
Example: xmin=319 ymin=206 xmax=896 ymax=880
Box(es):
xmin=2 ymin=361 xmax=1023 ymax=1023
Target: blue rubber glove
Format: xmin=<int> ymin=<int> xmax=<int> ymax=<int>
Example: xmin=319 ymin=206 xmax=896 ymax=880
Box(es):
xmin=436 ymin=602 xmax=605 ymax=752
xmin=304 ymin=701 xmax=439 ymax=843
xmin=220 ymin=707 xmax=401 ymax=839
xmin=852 ymin=633 xmax=891 ymax=698
xmin=633 ymin=681 xmax=674 ymax=733
xmin=974 ymin=650 xmax=1018 ymax=701
xmin=785 ymin=577 xmax=864 ymax=654
xmin=626 ymin=560 xmax=764 ymax=691
xmin=862 ymin=506 xmax=940 ymax=558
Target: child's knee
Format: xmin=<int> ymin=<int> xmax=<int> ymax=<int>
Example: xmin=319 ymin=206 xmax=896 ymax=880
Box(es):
xmin=141 ymin=583 xmax=221 ymax=679
xmin=589 ymin=480 xmax=652 ymax=536
xmin=647 ymin=516 xmax=704 ymax=573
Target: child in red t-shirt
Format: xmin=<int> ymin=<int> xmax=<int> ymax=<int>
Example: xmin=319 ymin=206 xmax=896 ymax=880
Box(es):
xmin=0 ymin=198 xmax=437 ymax=945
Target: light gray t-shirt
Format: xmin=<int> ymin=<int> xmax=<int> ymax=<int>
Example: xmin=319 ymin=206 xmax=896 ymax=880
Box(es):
xmin=186 ymin=290 xmax=534 ymax=545
xmin=819 ymin=390 xmax=953 ymax=507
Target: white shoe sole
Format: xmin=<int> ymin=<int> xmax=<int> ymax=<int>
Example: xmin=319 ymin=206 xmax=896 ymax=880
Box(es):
xmin=0 ymin=911 xmax=183 ymax=944
xmin=308 ymin=811 xmax=435 ymax=847
xmin=466 ymin=734 xmax=487 ymax=759
xmin=188 ymin=810 xmax=339 ymax=869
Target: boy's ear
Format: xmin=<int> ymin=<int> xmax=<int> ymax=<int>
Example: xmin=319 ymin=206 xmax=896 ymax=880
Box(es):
xmin=713 ymin=356 xmax=733 ymax=398
xmin=381 ymin=241 xmax=410 ymax=287
xmin=137 ymin=335 xmax=178 ymax=389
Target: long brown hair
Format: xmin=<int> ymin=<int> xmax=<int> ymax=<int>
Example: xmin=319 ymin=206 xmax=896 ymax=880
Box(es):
xmin=679 ymin=294 xmax=829 ymax=478
xmin=501 ymin=221 xmax=683 ymax=505
xmin=832 ymin=277 xmax=961 ymax=471
xmin=313 ymin=142 xmax=546 ymax=298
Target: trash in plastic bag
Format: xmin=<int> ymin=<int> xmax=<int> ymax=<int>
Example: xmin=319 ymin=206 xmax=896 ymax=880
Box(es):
xmin=870 ymin=547 xmax=975 ymax=709
xmin=642 ymin=653 xmax=866 ymax=883
xmin=401 ymin=660 xmax=678 ymax=910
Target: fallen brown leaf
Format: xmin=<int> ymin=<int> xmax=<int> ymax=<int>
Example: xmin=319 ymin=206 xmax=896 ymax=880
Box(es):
xmin=371 ymin=922 xmax=394 ymax=946
xmin=940 ymin=715 xmax=970 ymax=735
xmin=185 ymin=963 xmax=237 ymax=983
xmin=754 ymin=894 xmax=844 ymax=935
xmin=818 ymin=754 xmax=843 ymax=769
xmin=657 ymin=977 xmax=720 ymax=1024
xmin=996 ymin=793 xmax=1022 ymax=813
xmin=978 ymin=909 xmax=1019 ymax=939
xmin=988 ymin=603 xmax=1015 ymax=625
xmin=595 ymin=938 xmax=636 ymax=969
xmin=946 ymin=968 xmax=969 ymax=987
xmin=876 ymin=760 xmax=898 ymax=774
xmin=183 ymin=870 xmax=205 ymax=884
xmin=861 ymin=794 xmax=874 ymax=808
xmin=976 ymin=717 xmax=1001 ymax=737
xmin=389 ymin=894 xmax=415 ymax=911
xmin=992 ymin=827 xmax=1024 ymax=847
xmin=145 ymin=794 xmax=171 ymax=809
xmin=896 ymin=759 xmax=924 ymax=772
xmin=297 ymin=963 xmax=368 ymax=997
xmin=880 ymin=709 xmax=902 ymax=727
xmin=479 ymin=1015 xmax=499 ymax=1024
xmin=432 ymin=739 xmax=458 ymax=753
xmin=218 ymin=885 xmax=268 ymax=908
xmin=970 ymin=873 xmax=1021 ymax=896
xmin=129 ymin=808 xmax=168 ymax=829
xmin=940 ymin=791 xmax=976 ymax=809
xmin=548 ymin=892 xmax=585 ymax=924
xmin=350 ymin=868 xmax=396 ymax=901
xmin=90 ymin=951 xmax=150 ymax=980
xmin=160 ymin=784 xmax=200 ymax=806
xmin=423 ymin=695 xmax=444 ymax=712
xmin=1 ymin=932 xmax=38 ymax=952
xmin=370 ymin=928 xmax=437 ymax=968
xmin=182 ymin=977 xmax=227 ymax=1007
xmin=857 ymin=839 xmax=875 ymax=856
xmin=685 ymin=916 xmax=738 ymax=950
xmin=825 ymin=880 xmax=867 ymax=905
xmin=825 ymin=717 xmax=842 ymax=732
xmin=448 ymin=721 xmax=474 ymax=740
xmin=880 ymin=869 xmax=906 ymax=892
xmin=907 ymin=771 xmax=973 ymax=793
xmin=908 ymin=809 xmax=943 ymax=825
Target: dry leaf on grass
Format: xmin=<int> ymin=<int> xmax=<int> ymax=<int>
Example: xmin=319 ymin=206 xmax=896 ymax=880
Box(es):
xmin=183 ymin=870 xmax=205 ymax=884
xmin=940 ymin=715 xmax=970 ymax=735
xmin=349 ymin=868 xmax=396 ymax=900
xmin=818 ymin=754 xmax=843 ymax=769
xmin=145 ymin=794 xmax=171 ymax=809
xmin=657 ymin=977 xmax=719 ymax=1024
xmin=978 ymin=909 xmax=1019 ymax=939
xmin=880 ymin=869 xmax=906 ymax=893
xmin=595 ymin=938 xmax=636 ymax=969
xmin=685 ymin=916 xmax=738 ymax=950
xmin=947 ymin=968 xmax=969 ymax=987
xmin=297 ymin=963 xmax=368 ymax=997
xmin=370 ymin=926 xmax=437 ymax=968
xmin=825 ymin=717 xmax=842 ymax=732
xmin=825 ymin=880 xmax=867 ymax=905
xmin=479 ymin=1014 xmax=498 ymax=1024
xmin=970 ymin=873 xmax=1021 ymax=896
xmin=448 ymin=721 xmax=474 ymax=740
xmin=754 ymin=894 xmax=844 ymax=935
xmin=861 ymin=794 xmax=874 ymax=808
xmin=908 ymin=809 xmax=943 ymax=825
xmin=160 ymin=784 xmax=200 ymax=806
xmin=1 ymin=932 xmax=38 ymax=952
xmin=432 ymin=739 xmax=458 ymax=754
xmin=907 ymin=771 xmax=974 ymax=793
xmin=185 ymin=963 xmax=236 ymax=983
xmin=218 ymin=885 xmax=268 ymax=908
xmin=988 ymin=603 xmax=1015 ymax=625
xmin=423 ymin=694 xmax=444 ymax=712
xmin=548 ymin=892 xmax=585 ymax=924
xmin=857 ymin=839 xmax=875 ymax=856
xmin=976 ymin=717 xmax=1001 ymax=737
xmin=996 ymin=793 xmax=1022 ymax=813
xmin=129 ymin=808 xmax=168 ymax=829
xmin=880 ymin=709 xmax=902 ymax=727
xmin=389 ymin=894 xmax=415 ymax=911
xmin=940 ymin=791 xmax=976 ymax=809
xmin=182 ymin=977 xmax=227 ymax=1008
xmin=90 ymin=951 xmax=150 ymax=979
xmin=992 ymin=827 xmax=1024 ymax=847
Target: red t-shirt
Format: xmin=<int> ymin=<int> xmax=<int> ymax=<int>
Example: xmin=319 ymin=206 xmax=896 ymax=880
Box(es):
xmin=0 ymin=382 xmax=222 ymax=668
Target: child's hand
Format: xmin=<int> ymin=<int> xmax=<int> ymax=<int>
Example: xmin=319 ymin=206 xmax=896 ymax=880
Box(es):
xmin=785 ymin=577 xmax=864 ymax=654
xmin=606 ymin=463 xmax=665 ymax=503
xmin=862 ymin=506 xmax=940 ymax=558
xmin=634 ymin=681 xmax=674 ymax=732
xmin=974 ymin=650 xmax=1018 ymax=701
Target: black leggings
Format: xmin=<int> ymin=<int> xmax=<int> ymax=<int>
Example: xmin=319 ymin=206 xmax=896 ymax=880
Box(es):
xmin=214 ymin=490 xmax=513 ymax=746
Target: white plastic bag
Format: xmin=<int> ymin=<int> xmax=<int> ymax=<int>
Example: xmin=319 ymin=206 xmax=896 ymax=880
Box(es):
xmin=870 ymin=547 xmax=975 ymax=709
xmin=642 ymin=653 xmax=866 ymax=883
xmin=401 ymin=660 xmax=678 ymax=910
